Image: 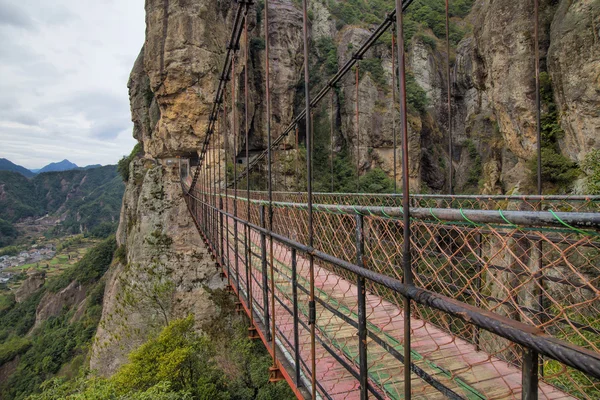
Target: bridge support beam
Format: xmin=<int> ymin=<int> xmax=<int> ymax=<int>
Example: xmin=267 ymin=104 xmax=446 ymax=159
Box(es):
xmin=356 ymin=215 xmax=368 ymax=399
xmin=522 ymin=348 xmax=539 ymax=400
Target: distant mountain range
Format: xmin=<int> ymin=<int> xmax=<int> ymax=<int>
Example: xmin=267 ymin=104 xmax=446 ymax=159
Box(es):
xmin=0 ymin=165 xmax=125 ymax=246
xmin=0 ymin=158 xmax=36 ymax=178
xmin=0 ymin=158 xmax=104 ymax=177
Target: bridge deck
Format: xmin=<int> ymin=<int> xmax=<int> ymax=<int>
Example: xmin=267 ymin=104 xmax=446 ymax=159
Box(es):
xmin=222 ymin=219 xmax=573 ymax=400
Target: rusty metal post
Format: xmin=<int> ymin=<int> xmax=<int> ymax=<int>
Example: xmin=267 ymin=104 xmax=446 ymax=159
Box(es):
xmin=356 ymin=61 xmax=360 ymax=193
xmin=522 ymin=347 xmax=539 ymax=400
xmin=394 ymin=1 xmax=413 ymax=398
xmin=260 ymin=205 xmax=271 ymax=342
xmin=445 ymin=0 xmax=453 ymax=194
xmin=533 ymin=0 xmax=543 ymax=377
xmin=330 ymin=89 xmax=335 ymax=192
xmin=232 ymin=53 xmax=240 ymax=296
xmin=301 ymin=0 xmax=317 ymax=395
xmin=292 ymin=247 xmax=302 ymax=387
xmin=356 ymin=214 xmax=368 ymax=399
xmin=392 ymin=26 xmax=397 ymax=194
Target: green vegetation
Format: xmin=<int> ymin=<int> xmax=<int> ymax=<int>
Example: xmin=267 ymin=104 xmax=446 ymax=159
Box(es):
xmin=464 ymin=139 xmax=482 ymax=188
xmin=315 ymin=37 xmax=338 ymax=77
xmin=582 ymin=149 xmax=600 ymax=195
xmin=359 ymin=168 xmax=395 ymax=193
xmin=0 ymin=237 xmax=115 ymax=399
xmin=528 ymin=72 xmax=580 ymax=192
xmin=45 ymin=236 xmax=116 ymax=293
xmin=27 ymin=290 xmax=294 ymax=400
xmin=0 ymin=293 xmax=104 ymax=399
xmin=117 ymin=143 xmax=143 ymax=182
xmin=359 ymin=58 xmax=387 ymax=89
xmin=0 ymin=289 xmax=45 ymax=341
xmin=406 ymin=72 xmax=428 ymax=113
xmin=0 ymin=218 xmax=18 ymax=247
xmin=0 ymin=337 xmax=32 ymax=365
xmin=326 ymin=0 xmax=473 ymax=44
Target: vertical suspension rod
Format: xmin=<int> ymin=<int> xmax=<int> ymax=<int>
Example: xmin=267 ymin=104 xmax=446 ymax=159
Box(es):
xmin=264 ymin=0 xmax=279 ymax=373
xmin=533 ymin=0 xmax=544 ymax=383
xmin=232 ymin=51 xmax=240 ymax=295
xmin=445 ymin=0 xmax=453 ymax=195
xmin=244 ymin=14 xmax=254 ymax=330
xmin=392 ymin=25 xmax=397 ymax=194
xmin=330 ymin=89 xmax=334 ymax=192
xmin=301 ymin=0 xmax=316 ymax=396
xmin=356 ymin=62 xmax=360 ymax=193
xmin=394 ymin=1 xmax=413 ymax=398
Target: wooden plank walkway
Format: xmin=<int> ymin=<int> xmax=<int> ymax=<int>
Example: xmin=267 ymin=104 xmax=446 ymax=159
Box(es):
xmin=220 ymin=217 xmax=574 ymax=400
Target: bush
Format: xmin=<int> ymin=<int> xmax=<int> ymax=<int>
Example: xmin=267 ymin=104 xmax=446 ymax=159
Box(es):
xmin=118 ymin=143 xmax=143 ymax=182
xmin=582 ymin=149 xmax=600 ymax=195
xmin=529 ymin=148 xmax=580 ymax=189
xmin=359 ymin=168 xmax=395 ymax=193
xmin=0 ymin=218 xmax=18 ymax=247
xmin=406 ymin=73 xmax=428 ymax=113
xmin=0 ymin=337 xmax=32 ymax=365
xmin=360 ymin=58 xmax=387 ymax=89
xmin=415 ymin=33 xmax=437 ymax=50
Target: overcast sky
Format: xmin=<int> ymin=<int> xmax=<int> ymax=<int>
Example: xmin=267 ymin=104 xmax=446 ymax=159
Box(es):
xmin=0 ymin=0 xmax=145 ymax=169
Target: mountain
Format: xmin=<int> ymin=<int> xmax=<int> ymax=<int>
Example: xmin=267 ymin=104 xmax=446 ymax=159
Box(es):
xmin=37 ymin=159 xmax=79 ymax=173
xmin=0 ymin=158 xmax=35 ymax=178
xmin=83 ymin=164 xmax=102 ymax=169
xmin=0 ymin=165 xmax=125 ymax=242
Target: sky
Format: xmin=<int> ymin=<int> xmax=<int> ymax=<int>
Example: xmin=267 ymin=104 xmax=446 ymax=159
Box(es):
xmin=0 ymin=0 xmax=145 ymax=170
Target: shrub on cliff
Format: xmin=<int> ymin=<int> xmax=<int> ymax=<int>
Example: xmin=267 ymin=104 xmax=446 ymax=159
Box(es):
xmin=117 ymin=143 xmax=142 ymax=182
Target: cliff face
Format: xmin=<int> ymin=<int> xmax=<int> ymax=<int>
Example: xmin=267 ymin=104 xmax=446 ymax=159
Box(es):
xmin=92 ymin=0 xmax=599 ymax=375
xmin=90 ymin=0 xmax=231 ymax=376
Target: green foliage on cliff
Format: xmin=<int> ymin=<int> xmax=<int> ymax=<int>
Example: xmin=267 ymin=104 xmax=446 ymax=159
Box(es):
xmin=582 ymin=149 xmax=600 ymax=195
xmin=27 ymin=290 xmax=295 ymax=400
xmin=359 ymin=168 xmax=395 ymax=193
xmin=405 ymin=72 xmax=428 ymax=113
xmin=326 ymin=0 xmax=474 ymax=44
xmin=315 ymin=37 xmax=338 ymax=77
xmin=0 ymin=238 xmax=113 ymax=399
xmin=1 ymin=295 xmax=104 ymax=400
xmin=359 ymin=58 xmax=387 ymax=89
xmin=118 ymin=143 xmax=142 ymax=182
xmin=464 ymin=139 xmax=482 ymax=188
xmin=528 ymin=72 xmax=580 ymax=192
xmin=45 ymin=236 xmax=116 ymax=293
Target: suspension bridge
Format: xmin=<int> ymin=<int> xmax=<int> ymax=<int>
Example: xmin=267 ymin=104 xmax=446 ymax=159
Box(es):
xmin=178 ymin=0 xmax=600 ymax=398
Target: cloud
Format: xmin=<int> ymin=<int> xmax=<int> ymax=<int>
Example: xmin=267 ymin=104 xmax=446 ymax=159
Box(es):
xmin=0 ymin=1 xmax=34 ymax=30
xmin=0 ymin=0 xmax=145 ymax=169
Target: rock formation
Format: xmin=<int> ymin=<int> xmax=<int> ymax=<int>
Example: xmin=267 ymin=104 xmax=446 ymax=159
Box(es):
xmin=91 ymin=0 xmax=600 ymax=375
